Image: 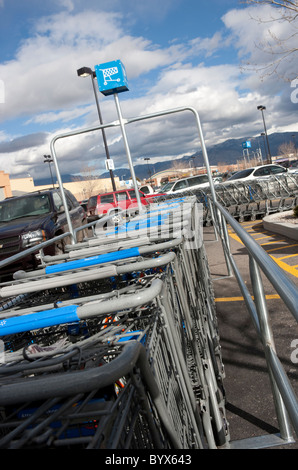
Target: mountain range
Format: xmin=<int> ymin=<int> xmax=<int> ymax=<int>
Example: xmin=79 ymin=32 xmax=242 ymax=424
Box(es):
xmin=35 ymin=131 xmax=296 ymax=185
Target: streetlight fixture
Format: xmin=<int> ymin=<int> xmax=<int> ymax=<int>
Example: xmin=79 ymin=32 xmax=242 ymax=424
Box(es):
xmin=77 ymin=66 xmax=116 ymax=191
xmin=43 ymin=154 xmax=55 ymax=187
xmin=257 ymin=105 xmax=272 ymax=164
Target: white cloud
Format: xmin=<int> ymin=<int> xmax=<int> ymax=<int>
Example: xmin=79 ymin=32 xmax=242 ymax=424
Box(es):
xmin=26 ymin=105 xmax=94 ymax=125
xmin=0 ymin=9 xmax=186 ymax=125
xmin=0 ymin=3 xmax=297 ymax=181
xmin=222 ymin=5 xmax=298 ymax=82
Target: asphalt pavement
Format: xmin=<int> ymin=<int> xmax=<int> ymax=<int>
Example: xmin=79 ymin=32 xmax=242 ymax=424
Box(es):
xmin=203 ymin=220 xmax=298 ymax=449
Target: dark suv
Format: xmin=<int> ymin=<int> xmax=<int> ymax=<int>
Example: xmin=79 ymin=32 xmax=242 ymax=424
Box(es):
xmin=0 ymin=188 xmax=87 ymax=279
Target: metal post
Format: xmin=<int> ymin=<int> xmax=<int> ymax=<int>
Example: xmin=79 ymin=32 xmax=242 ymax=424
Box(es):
xmin=144 ymin=157 xmax=151 ymax=181
xmin=50 ymin=138 xmax=76 ymax=244
xmin=113 ymin=93 xmax=144 ymax=213
xmin=90 ymin=74 xmax=117 ymax=191
xmin=44 ymin=155 xmax=55 ymax=188
xmin=258 ymin=106 xmax=272 ymax=164
xmin=249 ymin=256 xmax=294 ymax=441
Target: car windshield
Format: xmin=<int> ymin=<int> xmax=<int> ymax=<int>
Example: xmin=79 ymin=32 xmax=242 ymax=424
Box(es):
xmin=0 ymin=194 xmax=51 ymax=222
xmin=227 ymin=169 xmax=254 ymax=180
xmin=161 ymin=182 xmax=175 ymax=191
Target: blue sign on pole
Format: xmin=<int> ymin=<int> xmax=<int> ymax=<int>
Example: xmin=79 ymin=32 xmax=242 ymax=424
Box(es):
xmin=242 ymin=141 xmax=251 ymax=149
xmin=94 ymin=60 xmax=129 ymax=96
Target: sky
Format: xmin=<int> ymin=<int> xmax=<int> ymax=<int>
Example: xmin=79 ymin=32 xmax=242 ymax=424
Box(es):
xmin=0 ymin=0 xmax=297 ymax=181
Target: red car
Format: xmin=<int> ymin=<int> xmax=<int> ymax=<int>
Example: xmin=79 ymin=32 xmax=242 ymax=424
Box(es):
xmin=87 ymin=188 xmax=164 ymax=222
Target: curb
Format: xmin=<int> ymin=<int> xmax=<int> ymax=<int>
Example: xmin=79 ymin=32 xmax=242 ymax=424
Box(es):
xmin=263 ymin=211 xmax=298 ymax=241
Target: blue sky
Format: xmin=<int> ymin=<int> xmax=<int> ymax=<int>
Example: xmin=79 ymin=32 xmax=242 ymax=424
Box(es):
xmin=0 ymin=0 xmax=297 ymax=180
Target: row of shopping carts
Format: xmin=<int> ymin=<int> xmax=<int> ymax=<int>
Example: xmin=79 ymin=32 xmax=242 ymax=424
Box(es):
xmin=161 ymin=173 xmax=298 ymax=224
xmin=0 ymin=196 xmax=229 ymax=449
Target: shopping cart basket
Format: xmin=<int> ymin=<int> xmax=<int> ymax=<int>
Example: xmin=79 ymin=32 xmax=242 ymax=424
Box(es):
xmin=0 ymin=275 xmax=202 ymax=449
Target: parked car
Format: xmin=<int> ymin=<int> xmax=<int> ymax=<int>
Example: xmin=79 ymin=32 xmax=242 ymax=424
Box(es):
xmin=0 ymin=188 xmax=87 ymax=280
xmin=87 ymin=188 xmax=164 ymax=222
xmin=225 ymin=164 xmax=288 ymax=183
xmin=275 ymin=159 xmax=298 ymax=170
xmin=288 ymin=160 xmax=298 ymax=174
xmin=161 ymin=174 xmax=210 ymax=194
xmin=139 ymin=184 xmax=159 ymax=194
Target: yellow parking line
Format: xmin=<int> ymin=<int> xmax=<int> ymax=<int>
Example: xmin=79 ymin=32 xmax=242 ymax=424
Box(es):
xmin=277 ymin=254 xmax=298 ymax=260
xmin=266 ymin=244 xmax=298 ymax=253
xmin=254 ymin=235 xmax=278 ymax=240
xmin=227 ymin=228 xmax=298 ymax=278
xmin=215 ymin=294 xmax=280 ymax=302
xmin=260 ymin=239 xmax=286 ymax=246
xmin=247 ymin=231 xmax=268 ymax=234
xmin=241 ymin=221 xmax=262 ymax=225
xmin=270 ymin=255 xmax=298 ymax=278
xmin=228 ymin=231 xmax=244 ymax=245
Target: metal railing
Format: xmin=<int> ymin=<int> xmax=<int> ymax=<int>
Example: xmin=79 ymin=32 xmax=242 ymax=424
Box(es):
xmin=209 ymin=196 xmax=298 ymax=445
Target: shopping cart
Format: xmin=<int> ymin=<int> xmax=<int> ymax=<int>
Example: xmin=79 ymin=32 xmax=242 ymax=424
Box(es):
xmin=0 ymin=197 xmax=229 ymax=448
xmin=0 ymin=339 xmax=180 ymax=449
xmin=159 ymin=174 xmax=298 ymax=223
xmin=0 ymin=275 xmax=202 ymax=448
xmin=99 ymin=66 xmax=121 ymax=86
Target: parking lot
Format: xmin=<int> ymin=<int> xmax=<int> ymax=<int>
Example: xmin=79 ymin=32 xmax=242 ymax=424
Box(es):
xmin=204 ymin=219 xmax=298 ymax=448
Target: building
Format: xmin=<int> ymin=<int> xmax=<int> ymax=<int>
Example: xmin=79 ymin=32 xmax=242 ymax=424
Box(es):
xmin=1 ymin=175 xmax=122 ymax=202
xmin=0 ymin=171 xmax=12 ymax=199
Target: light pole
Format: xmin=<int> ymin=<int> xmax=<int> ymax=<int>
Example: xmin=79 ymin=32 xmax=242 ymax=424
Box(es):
xmin=292 ymin=134 xmax=297 ymax=158
xmin=261 ymin=133 xmax=267 ymax=162
xmin=43 ymin=154 xmax=55 ymax=187
xmin=191 ymin=156 xmax=196 ymax=175
xmin=144 ymin=157 xmax=151 ymax=181
xmin=77 ymin=66 xmax=116 ymax=191
xmin=257 ymin=105 xmax=272 ymax=164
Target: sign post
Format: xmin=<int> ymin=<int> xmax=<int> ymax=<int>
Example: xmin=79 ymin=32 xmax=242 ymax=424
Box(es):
xmin=94 ymin=60 xmax=144 ymax=214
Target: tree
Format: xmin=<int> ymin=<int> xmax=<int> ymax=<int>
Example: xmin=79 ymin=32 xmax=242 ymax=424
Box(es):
xmin=242 ymin=0 xmax=298 ymax=81
xmin=71 ymin=165 xmax=100 ymax=200
xmin=170 ymin=160 xmax=189 ymax=178
xmin=278 ymin=141 xmax=296 ymax=158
